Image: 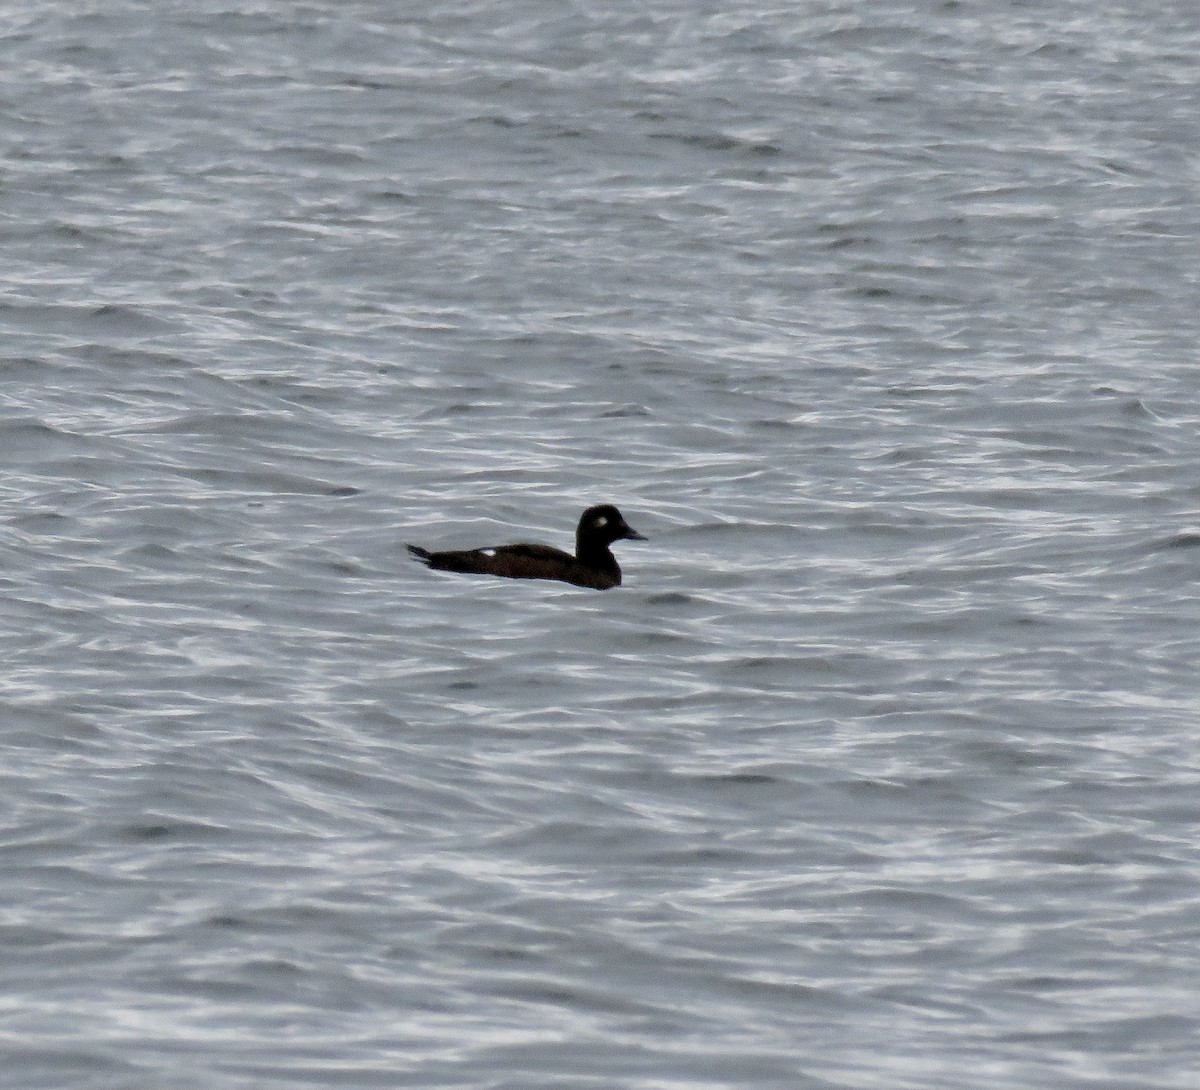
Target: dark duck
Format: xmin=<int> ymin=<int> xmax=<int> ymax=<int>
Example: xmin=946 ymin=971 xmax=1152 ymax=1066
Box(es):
xmin=407 ymin=504 xmax=646 ymax=590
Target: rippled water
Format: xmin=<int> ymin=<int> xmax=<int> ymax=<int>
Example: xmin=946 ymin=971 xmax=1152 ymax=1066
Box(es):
xmin=3 ymin=2 xmax=1200 ymax=1088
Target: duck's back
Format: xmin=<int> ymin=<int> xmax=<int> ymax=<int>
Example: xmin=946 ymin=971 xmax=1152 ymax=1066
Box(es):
xmin=409 ymin=541 xmax=620 ymax=589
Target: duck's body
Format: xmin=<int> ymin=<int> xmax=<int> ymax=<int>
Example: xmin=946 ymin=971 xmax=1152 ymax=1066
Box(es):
xmin=407 ymin=504 xmax=645 ymax=590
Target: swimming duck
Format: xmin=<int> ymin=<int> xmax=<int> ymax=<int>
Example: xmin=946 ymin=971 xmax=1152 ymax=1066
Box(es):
xmin=407 ymin=504 xmax=646 ymax=590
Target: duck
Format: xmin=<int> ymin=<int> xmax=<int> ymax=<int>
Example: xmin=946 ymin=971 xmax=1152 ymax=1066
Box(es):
xmin=407 ymin=504 xmax=646 ymax=590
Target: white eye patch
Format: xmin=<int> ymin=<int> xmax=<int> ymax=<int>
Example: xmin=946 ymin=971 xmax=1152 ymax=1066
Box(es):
xmin=593 ymin=516 xmax=608 ymax=527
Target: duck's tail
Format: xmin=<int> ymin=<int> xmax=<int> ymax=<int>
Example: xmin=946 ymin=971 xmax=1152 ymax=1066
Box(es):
xmin=405 ymin=544 xmax=432 ymax=565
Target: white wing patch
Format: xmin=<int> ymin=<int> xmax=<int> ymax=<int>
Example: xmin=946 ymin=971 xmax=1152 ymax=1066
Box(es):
xmin=481 ymin=548 xmax=497 ymax=557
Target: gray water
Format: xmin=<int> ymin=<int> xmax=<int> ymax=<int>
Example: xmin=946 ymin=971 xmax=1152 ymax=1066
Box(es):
xmin=3 ymin=2 xmax=1200 ymax=1088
